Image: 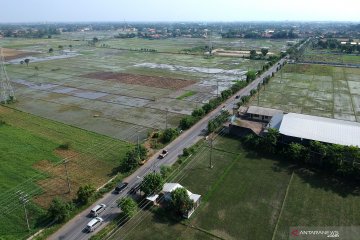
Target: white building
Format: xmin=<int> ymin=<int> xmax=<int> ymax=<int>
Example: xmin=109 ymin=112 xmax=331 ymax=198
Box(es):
xmin=162 ymin=183 xmax=201 ymax=218
xmin=279 ymin=113 xmax=360 ymax=147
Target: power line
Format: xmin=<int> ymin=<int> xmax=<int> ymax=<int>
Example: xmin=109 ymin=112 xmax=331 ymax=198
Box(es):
xmin=17 ymin=191 xmax=30 ymax=232
xmin=102 ymin=128 xmax=228 ymax=240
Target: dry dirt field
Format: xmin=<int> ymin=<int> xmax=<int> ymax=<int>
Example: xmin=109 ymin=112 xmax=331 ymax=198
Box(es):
xmin=81 ymin=72 xmax=196 ymax=90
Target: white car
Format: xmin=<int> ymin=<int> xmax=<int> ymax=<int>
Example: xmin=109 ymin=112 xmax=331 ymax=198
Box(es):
xmin=90 ymin=203 xmax=106 ymax=217
xmin=86 ymin=217 xmax=103 ymax=232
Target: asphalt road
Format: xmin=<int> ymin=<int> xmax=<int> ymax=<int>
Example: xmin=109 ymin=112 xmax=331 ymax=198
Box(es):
xmin=48 ymin=55 xmax=288 ymax=240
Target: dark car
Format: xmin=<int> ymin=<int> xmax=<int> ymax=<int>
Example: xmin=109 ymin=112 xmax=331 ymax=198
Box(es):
xmin=235 ymin=95 xmax=240 ymax=99
xmin=128 ymin=183 xmax=141 ymax=194
xmin=114 ymin=182 xmax=128 ymax=194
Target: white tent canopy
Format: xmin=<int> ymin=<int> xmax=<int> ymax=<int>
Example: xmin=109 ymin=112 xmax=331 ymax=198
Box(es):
xmin=279 ymin=113 xmax=360 ymax=147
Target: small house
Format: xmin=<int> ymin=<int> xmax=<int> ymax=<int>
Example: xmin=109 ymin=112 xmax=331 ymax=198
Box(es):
xmin=162 ymin=183 xmax=201 ymax=218
xmin=241 ymin=106 xmax=283 ymax=122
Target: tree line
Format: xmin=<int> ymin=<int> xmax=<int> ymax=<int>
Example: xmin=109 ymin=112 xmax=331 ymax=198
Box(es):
xmin=242 ymin=129 xmax=360 ymax=180
xmin=314 ymin=38 xmax=360 ymax=54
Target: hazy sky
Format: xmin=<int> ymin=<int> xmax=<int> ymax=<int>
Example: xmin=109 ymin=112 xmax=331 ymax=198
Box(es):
xmin=1 ymin=0 xmax=359 ymax=23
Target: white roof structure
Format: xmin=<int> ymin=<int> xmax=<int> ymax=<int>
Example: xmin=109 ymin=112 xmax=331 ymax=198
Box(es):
xmin=247 ymin=106 xmax=283 ymax=117
xmin=146 ymin=194 xmax=159 ymax=202
xmin=162 ymin=183 xmax=201 ymax=202
xmin=279 ymin=113 xmax=360 ymax=147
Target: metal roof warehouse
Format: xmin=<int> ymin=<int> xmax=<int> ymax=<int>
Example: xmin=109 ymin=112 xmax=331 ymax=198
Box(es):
xmin=279 ymin=113 xmax=360 ymax=147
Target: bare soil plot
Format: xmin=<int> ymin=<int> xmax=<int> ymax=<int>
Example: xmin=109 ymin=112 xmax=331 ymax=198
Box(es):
xmin=1 ymin=47 xmax=38 ymax=61
xmin=81 ymin=72 xmax=196 ymax=90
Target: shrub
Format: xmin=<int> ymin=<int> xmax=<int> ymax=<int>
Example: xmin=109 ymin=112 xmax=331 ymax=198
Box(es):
xmin=58 ymin=142 xmax=70 ymax=150
xmin=77 ymin=184 xmax=96 ymax=204
xmin=161 ymin=128 xmax=179 ymax=143
xmin=47 ymin=198 xmax=73 ymax=223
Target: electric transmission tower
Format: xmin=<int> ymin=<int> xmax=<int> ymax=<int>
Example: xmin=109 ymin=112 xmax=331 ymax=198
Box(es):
xmin=0 ymin=48 xmax=15 ymax=103
xmin=17 ymin=191 xmax=31 ymax=232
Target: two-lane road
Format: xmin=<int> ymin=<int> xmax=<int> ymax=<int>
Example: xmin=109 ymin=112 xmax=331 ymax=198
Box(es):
xmin=49 ymin=55 xmax=289 ymax=240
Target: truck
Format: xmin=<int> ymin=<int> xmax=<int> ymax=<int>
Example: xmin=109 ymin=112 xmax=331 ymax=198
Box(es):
xmin=158 ymin=149 xmax=168 ymax=159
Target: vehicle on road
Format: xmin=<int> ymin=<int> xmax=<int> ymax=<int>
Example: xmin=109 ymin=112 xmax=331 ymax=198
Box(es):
xmin=128 ymin=183 xmax=141 ymax=194
xmin=89 ymin=204 xmax=106 ymax=217
xmin=86 ymin=217 xmax=103 ymax=232
xmin=158 ymin=149 xmax=169 ymax=159
xmin=114 ymin=182 xmax=128 ymax=194
xmin=235 ymin=95 xmax=240 ymax=99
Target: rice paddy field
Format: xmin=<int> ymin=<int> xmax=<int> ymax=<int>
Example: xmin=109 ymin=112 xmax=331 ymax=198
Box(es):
xmin=107 ymin=136 xmax=360 ymax=240
xmin=301 ymin=46 xmax=360 ymax=65
xmin=0 ymin=35 xmax=291 ymax=142
xmin=0 ymin=106 xmax=131 ymax=240
xmin=252 ymin=64 xmax=360 ymax=122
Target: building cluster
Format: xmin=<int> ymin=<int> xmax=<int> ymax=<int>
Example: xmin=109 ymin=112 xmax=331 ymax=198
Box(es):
xmin=231 ymin=106 xmax=360 ymax=147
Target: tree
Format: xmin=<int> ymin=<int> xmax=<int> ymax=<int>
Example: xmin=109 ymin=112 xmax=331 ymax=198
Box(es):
xmin=93 ymin=37 xmax=99 ymax=43
xmin=48 ymin=48 xmax=54 ymax=53
xmin=77 ymin=184 xmax=96 ymax=204
xmin=69 ymin=44 xmax=73 ymax=51
xmin=260 ymin=128 xmax=280 ymax=154
xmin=140 ymin=172 xmax=164 ymax=196
xmin=191 ymin=108 xmax=205 ymax=118
xmin=261 ymin=48 xmax=268 ymax=57
xmin=58 ymin=45 xmax=63 ymax=50
xmin=162 ymin=128 xmax=178 ymax=143
xmin=246 ymin=70 xmax=257 ymax=82
xmin=20 ymin=60 xmax=24 ymax=65
xmin=170 ymin=187 xmax=194 ymax=216
xmin=288 ymin=142 xmax=309 ymax=162
xmin=179 ymin=116 xmax=196 ymax=130
xmin=47 ymin=198 xmax=73 ymax=223
xmin=249 ymin=49 xmax=257 ymax=59
xmin=117 ymin=197 xmax=138 ymax=218
xmin=121 ymin=150 xmax=139 ymax=172
xmin=309 ymin=141 xmax=327 ymax=165
xmin=24 ymin=58 xmax=30 ymax=66
xmin=160 ymin=165 xmax=172 ymax=179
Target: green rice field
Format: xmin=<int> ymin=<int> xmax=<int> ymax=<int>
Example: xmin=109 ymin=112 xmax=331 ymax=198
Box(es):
xmin=252 ymin=64 xmax=360 ymax=122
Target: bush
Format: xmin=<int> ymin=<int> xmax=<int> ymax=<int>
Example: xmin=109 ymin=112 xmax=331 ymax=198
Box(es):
xmin=58 ymin=142 xmax=70 ymax=150
xmin=161 ymin=128 xmax=179 ymax=143
xmin=121 ymin=150 xmax=139 ymax=172
xmin=160 ymin=165 xmax=172 ymax=179
xmin=0 ymin=120 xmax=5 ymax=126
xmin=208 ymin=111 xmax=230 ymax=133
xmin=47 ymin=198 xmax=73 ymax=223
xmin=246 ymin=70 xmax=257 ymax=82
xmin=179 ymin=116 xmax=196 ymax=130
xmin=182 ymin=148 xmax=191 ymax=157
xmin=191 ymin=108 xmax=205 ymax=118
xmin=77 ymin=184 xmax=96 ymax=204
xmin=117 ymin=197 xmax=138 ymax=218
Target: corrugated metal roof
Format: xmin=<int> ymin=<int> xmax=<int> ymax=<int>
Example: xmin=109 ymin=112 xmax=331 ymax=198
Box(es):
xmin=267 ymin=113 xmax=284 ymax=130
xmin=247 ymin=106 xmax=283 ymax=117
xmin=279 ymin=113 xmax=360 ymax=147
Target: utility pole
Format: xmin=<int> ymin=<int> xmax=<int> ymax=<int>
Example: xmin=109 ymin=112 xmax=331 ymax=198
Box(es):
xmin=63 ymin=160 xmax=71 ymax=193
xmin=209 ymin=137 xmax=214 ymax=169
xmin=165 ymin=108 xmax=168 ymax=129
xmin=137 ymin=135 xmax=140 ymax=160
xmin=17 ymin=191 xmax=30 ymax=232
